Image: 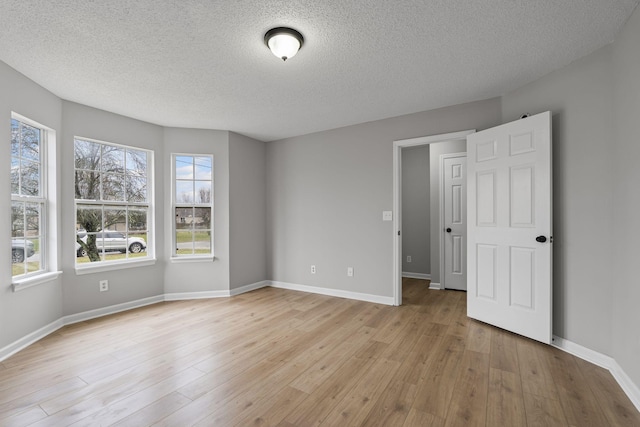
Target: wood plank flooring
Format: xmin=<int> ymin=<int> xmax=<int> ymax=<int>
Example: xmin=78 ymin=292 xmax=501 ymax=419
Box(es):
xmin=0 ymin=278 xmax=638 ymax=426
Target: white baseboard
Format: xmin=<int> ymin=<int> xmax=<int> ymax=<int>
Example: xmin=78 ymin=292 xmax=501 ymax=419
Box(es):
xmin=429 ymin=282 xmax=442 ymax=290
xmin=269 ymin=281 xmax=395 ymax=305
xmin=0 ymin=319 xmax=64 ymax=362
xmin=164 ymin=281 xmax=269 ymax=301
xmin=551 ymin=335 xmax=614 ymax=369
xmin=63 ymin=295 xmax=165 ymax=325
xmin=610 ymin=361 xmax=640 ymax=412
xmin=402 ymin=272 xmax=432 ymax=280
xmin=230 ymin=280 xmax=269 ymax=296
xmin=553 ymin=335 xmax=640 ymax=412
xmin=164 ymin=290 xmax=230 ymax=301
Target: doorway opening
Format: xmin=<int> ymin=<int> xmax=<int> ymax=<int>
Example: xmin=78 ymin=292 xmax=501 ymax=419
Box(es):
xmin=392 ymin=130 xmax=475 ymax=306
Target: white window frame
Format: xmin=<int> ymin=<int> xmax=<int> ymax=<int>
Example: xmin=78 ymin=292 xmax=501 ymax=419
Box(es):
xmin=74 ymin=136 xmax=155 ymax=274
xmin=11 ymin=112 xmax=62 ymax=291
xmin=171 ymin=153 xmax=214 ymax=261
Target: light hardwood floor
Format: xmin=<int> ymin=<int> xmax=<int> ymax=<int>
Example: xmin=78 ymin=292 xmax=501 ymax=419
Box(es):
xmin=0 ymin=278 xmax=638 ymax=426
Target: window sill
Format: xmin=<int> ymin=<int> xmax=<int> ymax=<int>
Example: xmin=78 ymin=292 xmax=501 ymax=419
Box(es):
xmin=170 ymin=256 xmax=215 ymax=264
xmin=75 ymin=258 xmax=156 ymax=275
xmin=12 ymin=271 xmax=63 ymax=292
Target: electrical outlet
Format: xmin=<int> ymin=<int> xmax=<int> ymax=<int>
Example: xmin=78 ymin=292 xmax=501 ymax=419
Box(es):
xmin=347 ymin=267 xmax=354 ymax=277
xmin=311 ymin=265 xmax=316 ymax=274
xmin=407 ymin=256 xmax=412 ymax=262
xmin=99 ymin=280 xmax=109 ymax=292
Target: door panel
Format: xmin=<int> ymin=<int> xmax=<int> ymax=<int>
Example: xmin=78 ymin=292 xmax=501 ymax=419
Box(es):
xmin=477 ymin=171 xmax=497 ymax=226
xmin=444 ymin=156 xmax=467 ymax=291
xmin=510 ymin=246 xmax=535 ymax=309
xmin=510 ymin=165 xmax=535 ymax=227
xmin=467 ymin=111 xmax=552 ymax=344
xmin=476 ymin=244 xmax=497 ymax=300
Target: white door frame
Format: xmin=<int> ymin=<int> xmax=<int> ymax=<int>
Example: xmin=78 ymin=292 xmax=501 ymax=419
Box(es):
xmin=440 ymin=152 xmax=467 ymax=290
xmin=392 ymin=130 xmax=475 ymax=306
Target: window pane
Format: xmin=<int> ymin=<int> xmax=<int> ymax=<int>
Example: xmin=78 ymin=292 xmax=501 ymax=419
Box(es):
xmin=20 ymin=123 xmax=40 ymax=162
xmin=102 ymin=173 xmax=125 ymax=201
xmin=75 ymin=139 xmax=101 ymax=171
xmin=20 ymin=160 xmax=41 ymax=196
xmin=175 ymin=207 xmax=193 ymax=229
xmin=104 ymin=207 xmax=126 ymax=231
xmin=75 ymin=170 xmax=101 ymax=200
xmin=125 ymin=174 xmax=147 ymax=202
xmin=85 ymin=232 xmax=104 ymax=256
xmin=101 ymin=146 xmax=125 ymax=173
xmin=10 ymin=158 xmax=19 ymax=194
xmin=128 ymin=232 xmax=147 ymax=259
xmin=194 ymin=231 xmax=212 ymax=254
xmin=11 ymin=237 xmax=27 ymax=274
xmin=176 ymin=181 xmax=194 ymax=203
xmin=11 ymin=237 xmax=39 ymax=271
xmin=176 ymin=231 xmax=194 ymax=255
xmin=25 ymin=202 xmax=40 ymax=234
xmin=11 ymin=202 xmax=24 ymax=237
xmin=11 ymin=119 xmax=19 ymax=156
xmin=195 ymin=156 xmax=212 ymax=180
xmin=27 ymin=237 xmax=41 ymax=272
xmin=76 ymin=205 xmax=103 ymax=233
xmin=126 ymin=149 xmax=147 ymax=174
xmin=175 ymin=156 xmax=193 ymax=179
xmin=193 ymin=207 xmax=211 ymax=230
xmin=195 ymin=181 xmax=211 ymax=203
xmin=128 ymin=208 xmax=147 ymax=232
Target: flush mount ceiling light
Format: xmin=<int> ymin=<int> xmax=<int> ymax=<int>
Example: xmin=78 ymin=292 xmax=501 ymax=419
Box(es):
xmin=264 ymin=27 xmax=304 ymax=61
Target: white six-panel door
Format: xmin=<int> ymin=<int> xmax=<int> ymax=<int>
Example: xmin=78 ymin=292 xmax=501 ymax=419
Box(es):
xmin=467 ymin=112 xmax=552 ymax=344
xmin=443 ymin=156 xmax=467 ymax=291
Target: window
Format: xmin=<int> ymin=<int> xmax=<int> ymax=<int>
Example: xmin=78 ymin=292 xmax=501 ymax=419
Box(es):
xmin=11 ymin=116 xmax=48 ymax=278
xmin=74 ymin=137 xmax=152 ymax=267
xmin=172 ymin=154 xmax=213 ymax=258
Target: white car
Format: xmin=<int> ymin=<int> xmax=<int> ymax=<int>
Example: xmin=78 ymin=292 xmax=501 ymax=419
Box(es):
xmin=76 ymin=231 xmax=146 ymax=257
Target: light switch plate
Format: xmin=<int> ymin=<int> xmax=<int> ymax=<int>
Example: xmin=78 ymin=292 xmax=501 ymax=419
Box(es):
xmin=382 ymin=211 xmax=393 ymax=221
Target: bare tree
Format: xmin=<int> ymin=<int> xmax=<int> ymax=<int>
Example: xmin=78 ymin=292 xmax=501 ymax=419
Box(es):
xmin=198 ymin=187 xmax=211 ymax=204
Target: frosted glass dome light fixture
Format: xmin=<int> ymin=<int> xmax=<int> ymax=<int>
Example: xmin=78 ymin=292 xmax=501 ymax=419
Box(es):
xmin=264 ymin=27 xmax=304 ymax=61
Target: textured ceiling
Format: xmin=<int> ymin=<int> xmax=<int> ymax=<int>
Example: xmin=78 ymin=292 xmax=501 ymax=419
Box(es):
xmin=1 ymin=1 xmax=638 ymax=141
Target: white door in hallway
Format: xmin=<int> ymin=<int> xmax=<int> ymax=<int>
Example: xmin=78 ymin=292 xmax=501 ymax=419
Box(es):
xmin=443 ymin=155 xmax=467 ymax=291
xmin=466 ymin=111 xmax=552 ymax=344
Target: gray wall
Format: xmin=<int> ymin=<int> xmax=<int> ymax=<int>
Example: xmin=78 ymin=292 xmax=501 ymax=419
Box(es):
xmin=0 ymin=62 xmax=63 ymax=349
xmin=163 ymin=128 xmax=231 ymax=294
xmin=501 ymin=45 xmax=614 ymax=355
xmin=401 ymin=146 xmax=430 ymax=275
xmin=611 ymin=4 xmax=640 ymax=389
xmin=229 ymin=131 xmax=267 ymax=289
xmin=61 ymin=101 xmax=166 ymax=315
xmin=428 ymin=140 xmax=467 ymax=286
xmin=266 ymin=99 xmax=502 ymax=297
